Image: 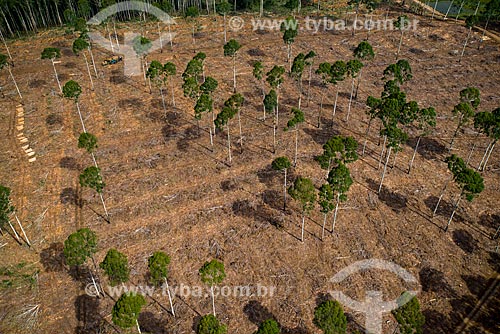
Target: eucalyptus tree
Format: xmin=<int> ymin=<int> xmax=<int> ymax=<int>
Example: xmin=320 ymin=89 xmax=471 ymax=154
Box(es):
xmin=0 ymin=184 xmax=30 ymax=246
xmin=353 ymin=41 xmax=374 ymax=99
xmin=215 ymin=93 xmax=244 ymax=163
xmin=383 ymin=59 xmax=412 ymax=87
xmin=280 ymin=17 xmax=298 ymax=69
xmin=198 ymin=314 xmax=227 ymax=334
xmin=433 ymin=153 xmax=467 ymax=216
xmin=328 ymin=163 xmax=353 ymax=235
xmin=267 ymin=65 xmax=286 ymax=151
xmin=199 ymin=76 xmax=219 ymax=144
xmin=199 ymin=259 xmax=226 ymax=316
xmin=133 ymin=35 xmax=152 ymax=87
xmin=63 ymin=80 xmax=86 ymax=132
xmin=224 ymin=39 xmax=241 ymax=92
xmin=345 ymin=59 xmax=363 ymax=122
xmin=255 ymin=319 xmax=280 ymax=334
xmin=348 ymin=0 xmax=379 ymax=37
xmin=288 ymin=176 xmax=316 ymax=242
xmin=378 ymin=125 xmax=408 ymax=193
xmin=449 ymin=87 xmax=480 ymax=150
xmin=459 ymin=15 xmax=479 ymax=63
xmin=394 ymin=15 xmax=410 ymax=60
xmin=194 ymin=52 xmax=207 ymax=81
xmin=264 ymin=90 xmax=279 ymax=152
xmin=148 ymin=251 xmax=175 ymax=317
xmin=100 ymin=248 xmax=130 ymax=286
xmin=78 ymin=132 xmax=98 ymax=167
xmin=41 ymin=47 xmax=62 ymax=93
xmin=315 ymin=61 xmax=347 ymax=126
xmin=272 ymin=157 xmax=292 ymax=211
xmin=290 ymin=53 xmax=306 ymax=109
xmin=0 ymin=54 xmax=21 ymax=99
xmin=304 ymin=51 xmax=317 ymax=107
xmin=475 ymin=107 xmax=500 ymax=171
xmin=79 ymin=166 xmax=109 ymax=218
xmin=112 ymin=292 xmax=146 ymax=333
xmin=164 ymin=62 xmax=177 ymax=107
xmin=253 ymin=61 xmax=266 ymax=119
xmin=443 ymin=154 xmax=484 ymax=232
xmin=146 ymin=60 xmax=170 ymax=114
xmin=64 ymin=228 xmax=100 ymax=296
xmin=316 ymin=135 xmax=358 ymax=178
xmin=318 ymin=183 xmax=334 ymax=240
xmin=313 ymin=299 xmax=347 ymax=334
xmin=285 ymin=108 xmax=305 ymax=166
xmin=392 ymin=292 xmax=425 ymax=334
xmin=216 ymin=1 xmax=232 ymax=43
xmin=408 ymin=107 xmax=437 ymax=174
xmin=72 ymin=37 xmax=93 ymax=90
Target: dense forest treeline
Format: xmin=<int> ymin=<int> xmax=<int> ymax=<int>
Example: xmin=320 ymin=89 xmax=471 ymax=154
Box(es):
xmin=0 ymin=0 xmax=498 ymax=37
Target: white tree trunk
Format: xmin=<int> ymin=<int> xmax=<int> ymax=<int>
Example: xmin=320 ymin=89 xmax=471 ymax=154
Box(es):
xmin=482 ymin=141 xmax=496 ymax=171
xmin=362 ymin=118 xmax=373 ymax=156
xmin=88 ymin=46 xmax=98 ymax=78
xmin=294 ymin=127 xmax=298 ymax=166
xmin=232 ymin=55 xmax=236 ymax=93
xmin=459 ymin=28 xmax=472 ymax=63
xmin=478 ymin=140 xmax=493 ymax=171
xmin=170 ymin=80 xmax=176 ymax=107
xmin=223 ymin=14 xmax=227 ymax=43
xmin=75 ymin=102 xmax=87 ymax=133
xmin=379 ymin=146 xmax=392 ymax=193
xmin=211 ymin=285 xmax=216 ymax=316
xmin=433 ymin=176 xmax=452 ymax=216
xmin=321 ymin=213 xmax=327 ymax=240
xmin=346 ymin=77 xmax=355 ymax=122
xmin=158 ymin=22 xmax=163 ymax=53
xmin=136 ymin=319 xmax=142 ymax=334
xmin=301 ymin=214 xmax=305 ymax=242
xmin=164 ymin=278 xmax=175 ymax=317
xmin=445 ymin=196 xmax=462 ymax=232
xmin=7 ymin=220 xmax=21 ymax=243
xmin=444 ymin=0 xmax=454 ymax=19
xmin=408 ymin=136 xmax=421 ymax=174
xmin=7 ymin=66 xmax=22 ymax=99
xmin=332 ymin=87 xmax=339 ymax=122
xmin=396 ymin=30 xmax=404 ymax=60
xmin=14 ymin=215 xmax=30 ymax=246
xmin=51 ymin=59 xmax=62 ymax=93
xmin=378 ymin=136 xmax=387 ymax=170
xmin=332 ymin=193 xmax=340 ymax=234
xmin=238 ymin=110 xmax=243 ymax=153
xmin=227 ymin=123 xmax=232 ymax=163
xmin=456 ymin=0 xmax=465 ymax=22
xmin=83 ymin=53 xmax=94 ymax=90
xmin=283 ymin=168 xmax=287 ymax=211
xmin=306 ymin=64 xmax=313 ymax=107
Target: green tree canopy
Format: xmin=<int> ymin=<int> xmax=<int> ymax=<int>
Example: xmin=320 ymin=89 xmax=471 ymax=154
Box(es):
xmin=72 ymin=38 xmax=89 ymax=55
xmin=63 ymin=80 xmax=82 ymax=100
xmin=63 ymin=228 xmax=98 ymax=266
xmin=285 ymin=108 xmax=304 ymax=130
xmin=391 ymin=292 xmax=425 ymax=334
xmin=328 ymin=163 xmax=354 ymax=202
xmin=197 ymin=314 xmax=227 ymax=334
xmin=148 ymin=251 xmax=171 ymax=286
xmin=266 ymin=65 xmax=286 ymax=89
xmin=445 ymin=154 xmax=485 ymax=201
xmin=383 ymin=59 xmax=412 ymax=85
xmin=272 ymin=156 xmax=291 ymax=171
xmin=316 ymin=136 xmax=359 ymax=170
xmin=353 ymin=41 xmax=375 ymax=61
xmin=100 ymin=248 xmax=130 ymax=286
xmin=255 ymin=319 xmax=280 ymax=334
xmin=112 ymin=292 xmax=146 ymax=329
xmin=264 ymin=90 xmax=278 ymax=113
xmin=78 ymin=132 xmax=98 ymax=153
xmin=195 ymin=93 xmax=214 ymax=120
xmin=288 ymin=177 xmax=316 ymax=213
xmin=253 ymin=61 xmax=264 ymax=81
xmin=313 ymin=300 xmax=347 ymax=334
xmin=0 ymin=185 xmax=14 ymax=230
xmin=41 ymin=47 xmax=61 ymax=60
xmin=199 ymin=259 xmax=226 ymax=286
xmin=79 ymin=166 xmax=105 ymax=193
xmin=223 ymin=39 xmax=241 ymax=57
xmin=200 ymin=77 xmax=218 ymax=95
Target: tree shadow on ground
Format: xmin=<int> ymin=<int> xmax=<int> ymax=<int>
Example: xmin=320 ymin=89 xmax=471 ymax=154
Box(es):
xmin=417 ymin=137 xmax=447 ymax=160
xmin=422 ymin=310 xmax=452 ymax=333
xmin=68 ymin=265 xmax=93 ymax=288
xmin=256 ymin=165 xmax=279 ymax=187
xmin=46 ymin=113 xmax=63 ymax=127
xmin=247 ymin=48 xmax=266 ymax=57
xmin=262 ymin=189 xmax=286 ymax=213
xmin=478 ymin=213 xmax=500 ymax=232
xmin=192 ymin=315 xmax=202 ymax=333
xmin=424 ymin=196 xmax=464 ymax=223
xmin=138 ymin=311 xmax=169 ymax=334
xmin=60 ymin=157 xmax=81 ymax=170
xmin=74 ymin=294 xmax=102 ymax=334
xmin=232 ymin=199 xmax=282 ymax=228
xmin=303 ymin=126 xmax=339 ymax=145
xmin=366 ymin=179 xmax=407 ymax=212
xmin=449 ymin=294 xmax=476 ymax=328
xmin=461 ymin=274 xmax=489 ymax=298
xmin=221 ymin=179 xmax=240 ymax=192
xmin=40 ymin=242 xmax=65 ymax=272
xmin=29 ymin=79 xmax=46 ymax=88
xmin=419 ymin=267 xmax=456 ymax=298
xmin=118 ymin=98 xmax=142 ymax=109
xmin=452 ymin=229 xmax=477 ymax=254
xmin=243 ymin=300 xmax=276 ymax=326
xmin=177 ymin=125 xmax=201 ymax=152
xmin=60 ymin=187 xmax=82 ymax=207
xmin=110 ymin=74 xmax=127 ymax=85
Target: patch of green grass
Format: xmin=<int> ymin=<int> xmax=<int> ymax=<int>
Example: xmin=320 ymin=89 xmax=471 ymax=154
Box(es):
xmin=0 ymin=262 xmax=39 ymax=290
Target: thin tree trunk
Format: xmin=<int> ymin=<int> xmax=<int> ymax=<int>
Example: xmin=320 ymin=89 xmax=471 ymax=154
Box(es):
xmin=378 ymin=136 xmax=387 ymax=170
xmin=408 ymin=136 xmax=421 ymax=174
xmin=362 ymin=118 xmax=373 ymax=156
xmin=99 ymin=193 xmax=109 ymax=218
xmin=164 ymin=278 xmax=175 ymax=317
xmin=482 ymin=141 xmax=496 ymax=171
xmin=294 ymin=127 xmax=299 ymax=166
xmin=0 ymin=29 xmax=12 ymax=60
xmin=273 ymin=122 xmax=276 ymax=154
xmin=321 ymin=213 xmax=327 ymax=240
xmin=332 ymin=193 xmax=340 ymax=234
xmin=51 ymin=59 xmax=62 ymax=93
xmin=433 ymin=176 xmax=452 ymax=216
xmin=346 ymin=77 xmax=355 ymax=122
xmin=318 ymin=94 xmax=323 ymax=128
xmin=232 ymin=55 xmax=236 ymax=93
xmin=136 ymin=319 xmax=142 ymax=334
xmin=283 ymin=168 xmax=287 ymax=211
xmin=160 ymin=88 xmax=166 ymax=116
xmin=379 ymin=146 xmax=392 ymax=193
xmin=223 ymin=13 xmax=227 ymax=43
xmin=158 ymin=22 xmax=163 ymax=53
xmin=354 ymin=68 xmax=362 ymax=100
xmin=301 ymin=214 xmax=305 ymax=242
xmin=168 ymin=23 xmax=173 ymax=49
xmin=88 ymin=46 xmax=98 ymax=78
xmin=238 ymin=110 xmax=243 ymax=153
xmin=306 ymin=64 xmax=313 ymax=106
xmin=7 ymin=67 xmax=22 ymax=99
xmin=211 ymin=285 xmax=216 ymax=315
xmin=396 ymin=30 xmax=404 ymax=60
xmin=455 ymin=0 xmax=465 ymax=22
xmin=227 ymin=122 xmax=232 ymax=163
xmin=113 ymin=20 xmax=119 ymax=51
xmin=83 ymin=53 xmax=94 ymax=90
xmin=170 ymin=80 xmax=176 ymax=108
xmin=14 ymin=215 xmax=30 ymax=246
xmin=478 ymin=14 xmax=491 ymax=50
xmin=89 ymin=271 xmax=101 ymax=298
xmin=449 ymin=116 xmax=463 ymax=150
xmin=459 ymin=27 xmax=472 ymax=63
xmin=478 ymin=140 xmax=492 ymax=171
xmin=444 ymin=0 xmax=454 ymax=19
xmin=260 ymin=0 xmax=264 ymax=16
xmin=332 ymin=87 xmax=338 ymax=123
xmin=76 ymin=102 xmax=87 ymax=133
xmin=7 ymin=220 xmax=21 ymax=243
xmin=445 ymin=195 xmax=462 ymax=232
